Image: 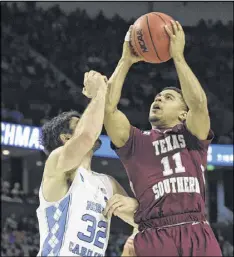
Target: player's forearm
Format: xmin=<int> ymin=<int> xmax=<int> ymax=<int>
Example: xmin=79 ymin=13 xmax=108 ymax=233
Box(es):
xmin=173 ymin=55 xmax=207 ymax=110
xmin=106 ymin=58 xmax=132 ymax=112
xmin=74 ymin=87 xmax=107 ymax=141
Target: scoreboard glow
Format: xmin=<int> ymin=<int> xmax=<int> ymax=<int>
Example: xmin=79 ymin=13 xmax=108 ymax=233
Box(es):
xmin=1 ymin=122 xmax=233 ymax=167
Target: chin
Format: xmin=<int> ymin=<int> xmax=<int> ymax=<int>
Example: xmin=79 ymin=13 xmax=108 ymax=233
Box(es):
xmin=149 ymin=115 xmax=160 ymax=123
xmin=92 ymin=138 xmax=102 ymax=152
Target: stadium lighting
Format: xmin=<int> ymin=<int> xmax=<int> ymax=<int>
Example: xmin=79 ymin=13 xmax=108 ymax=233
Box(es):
xmin=2 ymin=150 xmax=10 ymax=155
xmin=36 ymin=161 xmax=43 ymax=166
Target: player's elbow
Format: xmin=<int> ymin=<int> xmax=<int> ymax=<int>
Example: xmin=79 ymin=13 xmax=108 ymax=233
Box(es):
xmin=189 ymin=97 xmax=208 ymax=112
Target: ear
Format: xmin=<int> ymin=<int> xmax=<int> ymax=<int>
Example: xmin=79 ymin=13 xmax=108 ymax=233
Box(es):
xmin=60 ymin=134 xmax=71 ymax=144
xmin=178 ymin=111 xmax=187 ymax=122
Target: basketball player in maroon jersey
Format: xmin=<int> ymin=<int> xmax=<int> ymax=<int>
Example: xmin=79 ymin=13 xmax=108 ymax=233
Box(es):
xmin=103 ymin=21 xmax=222 ymax=256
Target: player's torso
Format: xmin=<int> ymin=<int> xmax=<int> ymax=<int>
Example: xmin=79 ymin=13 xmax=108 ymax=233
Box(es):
xmin=37 ymin=167 xmax=112 ymax=257
xmin=124 ymin=125 xmax=207 ymax=224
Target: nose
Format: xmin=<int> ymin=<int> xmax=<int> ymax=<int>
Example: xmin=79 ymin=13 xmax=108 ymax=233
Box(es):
xmin=155 ymin=96 xmax=162 ymax=102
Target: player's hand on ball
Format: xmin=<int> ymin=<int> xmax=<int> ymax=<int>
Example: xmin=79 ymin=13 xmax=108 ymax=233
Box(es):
xmin=82 ymin=70 xmax=108 ymax=98
xmin=103 ymin=194 xmax=139 ymax=219
xmin=122 ymin=26 xmax=144 ymax=65
xmin=164 ymin=21 xmax=185 ymax=60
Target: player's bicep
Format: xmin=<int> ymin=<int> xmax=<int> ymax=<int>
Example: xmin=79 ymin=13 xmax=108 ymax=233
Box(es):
xmin=186 ymin=106 xmax=210 ymax=140
xmin=104 ymin=109 xmax=131 ymax=148
xmin=42 ymin=148 xmax=71 ymax=202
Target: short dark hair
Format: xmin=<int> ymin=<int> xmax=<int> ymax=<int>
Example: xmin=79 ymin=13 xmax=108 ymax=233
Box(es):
xmin=162 ymin=86 xmax=189 ymax=111
xmin=40 ymin=110 xmax=81 ymax=155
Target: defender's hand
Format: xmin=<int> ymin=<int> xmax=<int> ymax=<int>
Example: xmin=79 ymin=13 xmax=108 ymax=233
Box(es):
xmin=164 ymin=21 xmax=185 ymax=60
xmin=103 ymin=194 xmax=139 ymax=218
xmin=121 ymin=26 xmax=144 ymax=65
xmin=82 ymin=70 xmax=107 ymax=99
xmin=121 ymin=237 xmax=137 ymax=257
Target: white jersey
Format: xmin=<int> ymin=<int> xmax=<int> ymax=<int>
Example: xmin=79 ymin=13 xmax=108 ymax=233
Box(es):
xmin=36 ymin=167 xmax=113 ymax=257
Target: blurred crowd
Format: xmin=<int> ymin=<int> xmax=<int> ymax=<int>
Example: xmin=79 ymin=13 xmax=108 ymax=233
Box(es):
xmin=1 ymin=2 xmax=233 ymax=143
xmin=1 ymin=179 xmax=38 ymax=204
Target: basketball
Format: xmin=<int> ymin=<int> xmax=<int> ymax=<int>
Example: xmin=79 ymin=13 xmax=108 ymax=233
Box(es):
xmin=130 ymin=12 xmax=175 ymax=63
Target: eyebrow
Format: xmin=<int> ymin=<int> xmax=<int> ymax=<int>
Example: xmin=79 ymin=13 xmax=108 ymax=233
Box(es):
xmin=154 ymin=93 xmax=176 ymax=100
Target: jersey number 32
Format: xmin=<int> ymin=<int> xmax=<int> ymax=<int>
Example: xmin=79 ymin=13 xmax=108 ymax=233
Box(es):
xmin=77 ymin=214 xmax=108 ymax=249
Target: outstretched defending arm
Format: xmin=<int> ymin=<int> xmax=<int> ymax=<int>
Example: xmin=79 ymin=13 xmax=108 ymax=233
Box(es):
xmin=56 ymin=71 xmax=108 ymax=172
xmin=104 ymin=27 xmax=143 ymax=148
xmin=165 ymin=21 xmax=210 ymax=140
xmin=43 ymin=71 xmax=108 ymax=202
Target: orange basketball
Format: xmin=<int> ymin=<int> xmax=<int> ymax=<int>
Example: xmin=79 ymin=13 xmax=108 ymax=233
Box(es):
xmin=130 ymin=12 xmax=175 ymax=63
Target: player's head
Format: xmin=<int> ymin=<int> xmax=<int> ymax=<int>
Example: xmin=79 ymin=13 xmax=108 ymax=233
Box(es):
xmin=149 ymin=87 xmax=189 ymax=128
xmin=40 ymin=110 xmax=101 ymax=155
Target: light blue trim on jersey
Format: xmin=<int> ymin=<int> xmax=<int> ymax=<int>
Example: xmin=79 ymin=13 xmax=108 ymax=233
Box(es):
xmin=41 ymin=195 xmax=71 ymax=256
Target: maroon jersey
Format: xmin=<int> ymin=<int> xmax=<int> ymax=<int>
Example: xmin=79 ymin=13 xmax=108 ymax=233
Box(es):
xmin=112 ymin=123 xmax=214 ymax=229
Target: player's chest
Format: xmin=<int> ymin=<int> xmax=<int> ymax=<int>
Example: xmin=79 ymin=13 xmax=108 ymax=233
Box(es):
xmin=72 ymin=174 xmax=108 ymax=209
xmin=132 ymin=133 xmax=190 ymax=181
xmin=141 ymin=132 xmax=187 ymax=158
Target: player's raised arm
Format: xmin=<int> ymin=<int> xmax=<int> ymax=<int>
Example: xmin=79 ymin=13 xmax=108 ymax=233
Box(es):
xmin=55 ymin=71 xmax=108 ymax=172
xmin=42 ymin=71 xmax=108 ymax=201
xmin=165 ymin=21 xmax=210 ymax=140
xmin=104 ymin=27 xmax=143 ymax=148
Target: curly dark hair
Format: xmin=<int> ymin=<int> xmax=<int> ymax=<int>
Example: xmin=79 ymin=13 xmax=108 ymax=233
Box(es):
xmin=40 ymin=110 xmax=81 ymax=155
xmin=162 ymin=86 xmax=189 ymax=111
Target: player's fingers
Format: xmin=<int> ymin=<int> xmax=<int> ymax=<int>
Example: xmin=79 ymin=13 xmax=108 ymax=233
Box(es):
xmin=125 ymin=26 xmax=132 ymax=42
xmin=176 ymin=21 xmax=182 ymax=31
xmin=104 ymin=195 xmax=123 ymax=217
xmin=102 ymin=76 xmax=108 ymax=83
xmin=112 ymin=205 xmax=126 ymax=216
xmin=124 ymin=31 xmax=130 ymax=42
xmin=89 ymin=70 xmax=97 ymax=77
xmin=170 ymin=20 xmax=177 ymax=35
xmin=107 ymin=202 xmax=123 ymax=218
xmin=82 ymin=88 xmax=89 ymax=97
xmin=103 ymin=195 xmax=120 ymax=216
xmin=82 ymin=88 xmax=91 ymax=98
xmin=83 ymin=72 xmax=88 ymax=84
xmin=164 ymin=25 xmax=174 ymax=38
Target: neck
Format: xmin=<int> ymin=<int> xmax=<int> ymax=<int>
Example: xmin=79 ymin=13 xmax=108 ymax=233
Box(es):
xmin=151 ymin=120 xmax=181 ymax=130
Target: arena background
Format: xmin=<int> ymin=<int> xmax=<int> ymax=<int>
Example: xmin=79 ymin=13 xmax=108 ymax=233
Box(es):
xmin=1 ymin=1 xmax=233 ymax=256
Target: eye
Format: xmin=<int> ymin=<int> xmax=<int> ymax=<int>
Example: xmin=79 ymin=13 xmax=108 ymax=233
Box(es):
xmin=166 ymin=95 xmax=172 ymax=100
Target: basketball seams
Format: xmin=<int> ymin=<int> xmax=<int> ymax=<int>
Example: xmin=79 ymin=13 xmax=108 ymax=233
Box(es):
xmin=152 ymin=13 xmax=172 ymax=37
xmin=151 ymin=13 xmax=172 ymax=61
xmin=146 ymin=14 xmax=162 ymax=62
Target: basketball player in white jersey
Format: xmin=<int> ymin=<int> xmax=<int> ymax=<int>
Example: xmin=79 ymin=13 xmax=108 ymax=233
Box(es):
xmin=36 ymin=71 xmax=138 ymax=257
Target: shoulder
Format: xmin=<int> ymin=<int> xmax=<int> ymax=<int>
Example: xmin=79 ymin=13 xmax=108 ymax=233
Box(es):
xmin=176 ymin=123 xmax=214 ymax=150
